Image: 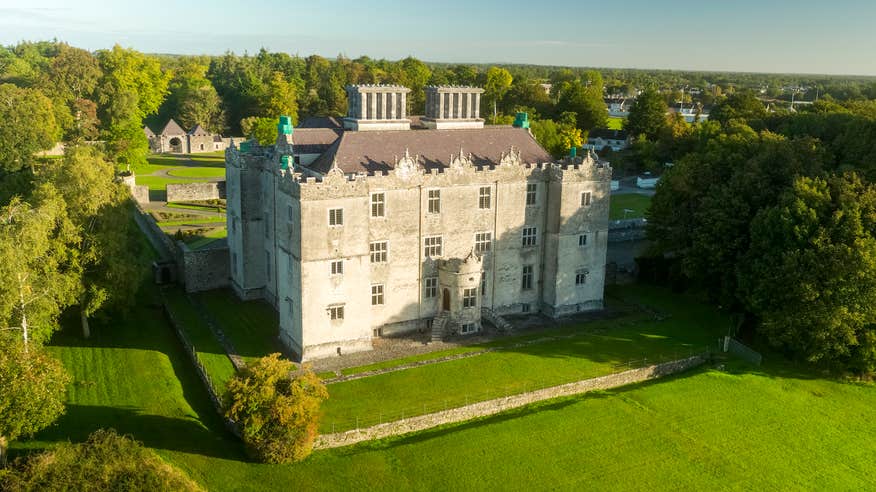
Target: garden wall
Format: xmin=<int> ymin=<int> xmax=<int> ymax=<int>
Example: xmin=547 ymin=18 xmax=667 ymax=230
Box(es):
xmin=166 ymin=181 xmax=226 ymax=202
xmin=181 ymin=242 xmax=230 ymax=293
xmin=314 ymin=354 xmax=707 ymax=449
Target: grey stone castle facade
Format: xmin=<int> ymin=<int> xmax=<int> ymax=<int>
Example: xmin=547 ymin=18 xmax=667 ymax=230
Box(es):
xmin=226 ymin=85 xmax=612 ymax=361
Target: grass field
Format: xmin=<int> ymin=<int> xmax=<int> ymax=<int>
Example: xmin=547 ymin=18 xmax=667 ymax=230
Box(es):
xmin=167 ymin=167 xmax=227 ymax=178
xmin=195 ymin=289 xmax=285 ymax=367
xmin=167 ymin=202 xmax=227 ymax=213
xmin=607 ymin=116 xmax=625 ymax=130
xmin=186 ymin=228 xmax=228 ymax=249
xmin=158 ymin=217 xmax=227 ymax=227
xmin=609 ymin=193 xmax=652 ymax=220
xmin=318 ymin=285 xmax=725 ymax=432
xmin=136 ymin=175 xmax=204 ymax=191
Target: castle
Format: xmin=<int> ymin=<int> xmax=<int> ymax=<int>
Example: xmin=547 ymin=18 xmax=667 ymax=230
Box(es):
xmin=225 ymin=85 xmax=612 ymax=361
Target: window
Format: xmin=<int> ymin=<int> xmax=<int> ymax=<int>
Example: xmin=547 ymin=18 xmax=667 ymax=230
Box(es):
xmin=424 ymin=277 xmax=438 ymax=298
xmin=424 ymin=236 xmax=443 ymax=257
xmin=526 ymin=183 xmax=537 ymax=206
xmin=231 ymin=217 xmax=237 ymax=234
xmin=522 ymin=227 xmax=537 ymax=247
xmin=481 ymin=275 xmax=487 ymax=297
xmin=329 ymin=305 xmax=344 ymax=320
xmin=371 ymin=193 xmax=385 ymax=218
xmin=478 ymin=186 xmax=491 ymax=209
xmin=329 ymin=208 xmax=343 ymax=226
xmin=370 ymin=241 xmax=387 ymax=263
xmin=232 ymin=252 xmax=237 ymax=276
xmin=581 ymin=191 xmax=592 ymax=207
xmin=460 ymin=323 xmax=477 ymax=334
xmin=264 ymin=212 xmax=269 ymax=238
xmin=428 ymin=189 xmax=441 ymax=214
xmin=463 ymin=288 xmax=477 ymax=308
xmin=371 ymin=284 xmax=384 ymax=305
xmin=521 ymin=303 xmax=531 ymax=313
xmin=576 ymin=268 xmax=589 ymax=286
xmin=330 ymin=260 xmax=343 ymax=276
xmin=579 ymin=234 xmax=588 ymax=247
xmin=287 ymin=205 xmax=294 ymax=223
xmin=265 ymin=251 xmax=271 ymax=281
xmin=286 ymin=298 xmax=294 ymax=317
xmin=474 ymin=232 xmax=492 ymax=254
xmin=199 ymin=143 xmax=204 ymax=151
xmin=522 ymin=265 xmax=533 ymax=290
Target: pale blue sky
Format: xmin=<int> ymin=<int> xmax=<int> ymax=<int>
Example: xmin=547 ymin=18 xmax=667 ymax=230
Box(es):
xmin=1 ymin=0 xmax=875 ymax=75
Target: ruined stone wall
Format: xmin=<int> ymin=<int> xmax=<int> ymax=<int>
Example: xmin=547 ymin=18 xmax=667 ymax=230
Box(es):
xmin=165 ymin=181 xmax=226 ymax=202
xmin=315 ymin=354 xmax=706 ymax=449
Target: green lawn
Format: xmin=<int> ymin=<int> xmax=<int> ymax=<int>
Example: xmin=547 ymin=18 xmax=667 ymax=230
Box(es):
xmin=135 ymin=175 xmax=202 ymax=191
xmin=166 ymin=202 xmax=226 ymax=213
xmin=185 ymin=228 xmax=228 ymax=249
xmin=195 ymin=289 xmax=285 ymax=367
xmin=609 ymin=193 xmax=652 ymax=220
xmin=158 ymin=216 xmax=227 ymax=227
xmin=607 ymin=116 xmax=625 ymax=130
xmin=339 ymin=346 xmax=485 ymax=376
xmin=167 ymin=167 xmax=227 ymax=178
xmin=319 ymin=285 xmax=725 ymax=432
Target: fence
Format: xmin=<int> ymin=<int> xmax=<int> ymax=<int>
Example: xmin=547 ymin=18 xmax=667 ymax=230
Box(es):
xmin=322 ymin=345 xmax=712 ymax=435
xmin=723 ymin=336 xmax=763 ymax=365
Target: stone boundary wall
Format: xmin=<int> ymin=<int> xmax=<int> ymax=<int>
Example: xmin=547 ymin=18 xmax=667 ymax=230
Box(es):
xmin=180 ymin=242 xmax=230 ymax=293
xmin=166 ymin=181 xmax=226 ymax=202
xmin=314 ymin=354 xmax=706 ymax=449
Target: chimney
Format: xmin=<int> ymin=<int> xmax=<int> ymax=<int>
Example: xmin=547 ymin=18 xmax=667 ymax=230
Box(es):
xmin=422 ymin=86 xmax=485 ymax=130
xmin=343 ymin=85 xmax=411 ymax=131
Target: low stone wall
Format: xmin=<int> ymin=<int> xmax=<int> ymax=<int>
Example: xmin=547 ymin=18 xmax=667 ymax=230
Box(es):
xmin=181 ymin=242 xmax=230 ymax=293
xmin=314 ymin=354 xmax=707 ymax=449
xmin=166 ymin=181 xmax=226 ymax=202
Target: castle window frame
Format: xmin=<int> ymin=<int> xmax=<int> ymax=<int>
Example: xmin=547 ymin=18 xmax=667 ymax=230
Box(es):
xmin=371 ymin=284 xmax=385 ymax=306
xmin=428 ymin=189 xmax=441 ymax=214
xmin=474 ymin=232 xmax=492 ymax=254
xmin=522 ymin=227 xmax=537 ymax=247
xmin=581 ymin=191 xmax=592 ymax=207
xmin=328 ymin=304 xmax=345 ymax=320
xmin=264 ymin=212 xmax=270 ymax=238
xmin=328 ymin=208 xmax=344 ymax=227
xmin=522 ymin=265 xmax=533 ymax=290
xmin=460 ymin=323 xmax=477 ymax=334
xmin=481 ymin=274 xmax=487 ymax=297
xmin=526 ymin=183 xmax=537 ymax=206
xmin=478 ymin=186 xmax=492 ymax=209
xmin=265 ymin=250 xmax=271 ymax=282
xmin=330 ymin=260 xmax=344 ymax=276
xmin=287 ymin=204 xmax=294 ymax=223
xmin=371 ymin=192 xmax=385 ymax=218
xmin=463 ymin=288 xmax=477 ymax=308
xmin=370 ymin=241 xmax=388 ymax=263
xmin=579 ymin=234 xmax=588 ymax=247
xmin=424 ymin=236 xmax=443 ymax=257
xmin=424 ymin=277 xmax=438 ymax=298
xmin=575 ymin=268 xmax=589 ymax=286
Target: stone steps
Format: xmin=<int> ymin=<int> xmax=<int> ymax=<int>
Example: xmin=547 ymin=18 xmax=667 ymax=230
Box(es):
xmin=431 ymin=313 xmax=449 ymax=342
xmin=481 ymin=307 xmax=514 ymax=333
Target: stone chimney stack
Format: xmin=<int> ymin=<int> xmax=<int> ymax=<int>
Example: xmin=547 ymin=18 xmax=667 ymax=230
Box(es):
xmin=422 ymin=86 xmax=485 ymax=130
xmin=343 ymin=85 xmax=411 ymax=131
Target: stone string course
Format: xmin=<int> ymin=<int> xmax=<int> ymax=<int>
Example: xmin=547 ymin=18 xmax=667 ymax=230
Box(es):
xmin=314 ymin=354 xmax=707 ymax=449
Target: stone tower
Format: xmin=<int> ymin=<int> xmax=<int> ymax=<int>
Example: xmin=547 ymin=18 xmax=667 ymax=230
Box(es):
xmin=437 ymin=251 xmax=484 ymax=333
xmin=343 ymin=85 xmax=411 ymax=131
xmin=422 ymin=86 xmax=484 ymax=130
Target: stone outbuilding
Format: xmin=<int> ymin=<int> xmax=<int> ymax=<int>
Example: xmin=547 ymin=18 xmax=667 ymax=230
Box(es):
xmin=145 ymin=119 xmax=237 ymax=154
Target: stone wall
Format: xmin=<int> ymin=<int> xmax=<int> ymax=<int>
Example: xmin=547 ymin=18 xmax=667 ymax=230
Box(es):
xmin=166 ymin=181 xmax=226 ymax=202
xmin=181 ymin=242 xmax=230 ymax=293
xmin=314 ymin=354 xmax=706 ymax=449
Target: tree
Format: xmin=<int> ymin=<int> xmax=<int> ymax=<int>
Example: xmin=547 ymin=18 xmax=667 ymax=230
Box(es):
xmin=556 ymin=80 xmax=607 ymax=132
xmin=0 ymin=193 xmax=78 ymax=347
xmin=160 ymin=61 xmax=224 ymax=133
xmin=0 ymin=338 xmax=69 ymax=466
xmin=225 ymin=354 xmax=328 ymax=463
xmin=710 ymin=91 xmax=767 ymax=126
xmin=260 ymin=72 xmax=298 ymax=124
xmin=2 ymin=429 xmax=204 ymax=491
xmin=484 ymin=67 xmax=512 ymax=120
xmin=41 ymin=146 xmax=142 ymax=337
xmin=96 ymin=46 xmax=169 ymax=169
xmin=740 ymin=173 xmax=876 ymax=373
xmin=625 ymin=88 xmax=669 ymax=140
xmin=0 ymin=84 xmax=60 ymax=174
xmin=240 ymin=116 xmax=277 ymax=146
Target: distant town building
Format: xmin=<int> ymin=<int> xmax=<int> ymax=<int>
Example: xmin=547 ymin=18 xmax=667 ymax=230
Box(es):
xmin=605 ymin=98 xmax=634 ymax=117
xmin=145 ymin=119 xmax=238 ymax=154
xmin=586 ymin=129 xmax=631 ymax=152
xmin=226 ymin=85 xmax=612 ymax=361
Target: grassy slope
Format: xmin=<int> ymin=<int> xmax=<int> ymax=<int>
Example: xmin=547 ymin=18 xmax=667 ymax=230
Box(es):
xmin=185 ymin=228 xmax=228 ymax=249
xmin=195 ymin=289 xmax=285 ymax=367
xmin=609 ymin=193 xmax=652 ymax=220
xmin=320 ymin=285 xmax=724 ymax=432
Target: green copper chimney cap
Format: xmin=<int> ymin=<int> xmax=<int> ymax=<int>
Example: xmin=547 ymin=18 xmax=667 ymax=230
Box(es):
xmin=240 ymin=141 xmax=252 ymax=153
xmin=570 ymin=146 xmax=577 ymax=158
xmin=278 ymin=115 xmax=294 ymax=135
xmin=513 ymin=112 xmax=530 ymax=129
xmin=280 ymin=155 xmax=292 ymax=170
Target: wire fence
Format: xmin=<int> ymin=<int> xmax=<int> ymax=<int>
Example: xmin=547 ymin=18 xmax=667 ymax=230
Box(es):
xmin=322 ymin=345 xmax=713 ymax=434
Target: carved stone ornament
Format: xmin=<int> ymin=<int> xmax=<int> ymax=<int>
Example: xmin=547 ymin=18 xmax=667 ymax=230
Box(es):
xmin=448 ymin=147 xmax=474 ymax=173
xmin=323 ymin=158 xmax=347 ymax=185
xmin=394 ymin=148 xmax=422 ymax=180
xmin=498 ymin=146 xmax=522 ymax=167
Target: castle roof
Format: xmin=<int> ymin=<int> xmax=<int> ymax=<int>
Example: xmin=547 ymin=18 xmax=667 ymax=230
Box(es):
xmin=293 ymin=128 xmax=343 ymax=154
xmin=159 ymin=119 xmax=186 ymax=136
xmin=188 ymin=123 xmax=210 ymax=136
xmin=307 ymin=126 xmax=551 ymax=175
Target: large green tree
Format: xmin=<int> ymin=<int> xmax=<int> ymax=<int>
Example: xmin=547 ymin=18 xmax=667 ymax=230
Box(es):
xmin=0 ymin=84 xmax=60 ymax=174
xmin=740 ymin=173 xmax=876 ymax=372
xmin=484 ymin=66 xmax=512 ymax=121
xmin=225 ymin=354 xmax=328 ymax=463
xmin=160 ymin=60 xmax=224 ymax=132
xmin=710 ymin=91 xmax=767 ymax=126
xmin=260 ymin=72 xmax=299 ymax=124
xmin=625 ymin=88 xmax=669 ymax=140
xmin=556 ymin=79 xmax=607 ymax=132
xmin=0 ymin=338 xmax=69 ymax=466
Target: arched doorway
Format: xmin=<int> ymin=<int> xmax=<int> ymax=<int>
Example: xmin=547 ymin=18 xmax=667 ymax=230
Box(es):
xmin=442 ymin=288 xmax=451 ymax=311
xmin=169 ymin=137 xmax=182 ymax=153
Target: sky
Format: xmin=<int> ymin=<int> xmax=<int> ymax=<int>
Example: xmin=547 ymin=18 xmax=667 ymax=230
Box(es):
xmin=1 ymin=0 xmax=875 ymax=75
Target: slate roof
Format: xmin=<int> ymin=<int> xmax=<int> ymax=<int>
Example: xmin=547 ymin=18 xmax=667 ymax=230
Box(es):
xmin=188 ymin=124 xmax=210 ymax=136
xmin=293 ymin=128 xmax=342 ymax=154
xmin=159 ymin=119 xmax=186 ymax=136
xmin=589 ymin=129 xmax=629 ymax=141
xmin=307 ymin=126 xmax=552 ymax=175
xmin=298 ymin=116 xmax=343 ymax=129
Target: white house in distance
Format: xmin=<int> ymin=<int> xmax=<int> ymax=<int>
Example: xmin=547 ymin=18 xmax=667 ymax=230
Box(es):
xmin=225 ymin=84 xmax=613 ymax=361
xmin=586 ymin=129 xmax=631 ymax=152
